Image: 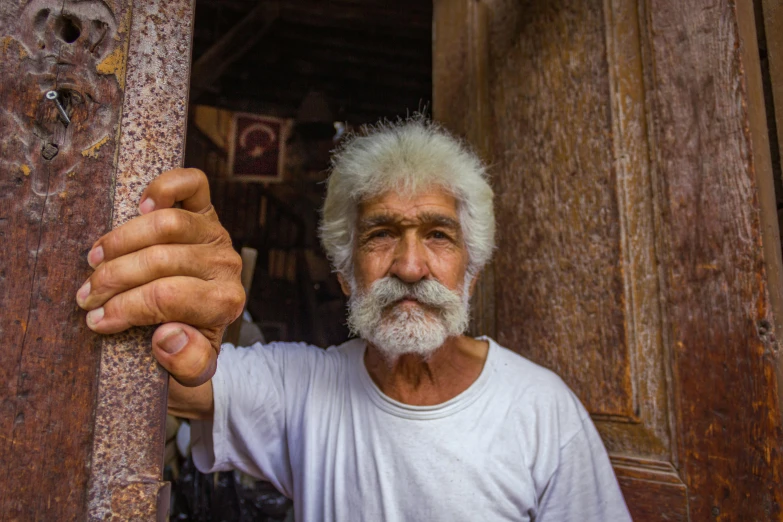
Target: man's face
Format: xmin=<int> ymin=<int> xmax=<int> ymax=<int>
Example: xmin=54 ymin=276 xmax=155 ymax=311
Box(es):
xmin=341 ymin=188 xmax=475 ymax=361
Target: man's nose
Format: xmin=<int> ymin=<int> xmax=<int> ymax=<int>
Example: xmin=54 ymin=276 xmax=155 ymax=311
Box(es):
xmin=390 ymin=234 xmax=430 ymax=283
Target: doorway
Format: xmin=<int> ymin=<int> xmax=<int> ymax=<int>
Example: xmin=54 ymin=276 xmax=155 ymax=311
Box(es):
xmin=168 ymin=2 xmax=433 ymax=519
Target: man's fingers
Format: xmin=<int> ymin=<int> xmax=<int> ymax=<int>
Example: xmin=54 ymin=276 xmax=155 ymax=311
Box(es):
xmin=84 ymin=276 xmax=245 ymax=335
xmin=140 ymin=168 xmax=211 ymax=214
xmin=77 ymin=243 xmax=235 ymax=310
xmin=152 ymin=322 xmax=218 ymax=386
xmin=88 ymin=207 xmax=226 ymax=268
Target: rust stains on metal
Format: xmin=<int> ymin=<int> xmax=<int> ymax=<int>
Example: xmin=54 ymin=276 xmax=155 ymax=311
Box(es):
xmin=86 ymin=0 xmax=195 ymax=519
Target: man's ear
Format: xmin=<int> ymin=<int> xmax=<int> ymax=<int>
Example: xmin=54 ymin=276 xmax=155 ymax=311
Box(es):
xmin=337 ymin=273 xmax=352 ymax=297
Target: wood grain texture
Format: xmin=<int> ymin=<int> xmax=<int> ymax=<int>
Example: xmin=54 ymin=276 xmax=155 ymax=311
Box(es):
xmin=593 ymin=0 xmax=674 ymax=461
xmin=613 ymin=457 xmax=689 ymax=522
xmin=643 ymin=0 xmax=783 ymax=518
xmin=434 ymin=0 xmax=783 ymax=519
xmin=0 ymin=1 xmax=130 ymax=519
xmin=759 ymin=0 xmax=783 ymax=434
xmin=485 ymin=0 xmax=632 ymax=416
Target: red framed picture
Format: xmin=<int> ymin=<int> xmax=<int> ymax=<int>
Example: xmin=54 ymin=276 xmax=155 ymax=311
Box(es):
xmin=228 ymin=113 xmax=291 ymax=182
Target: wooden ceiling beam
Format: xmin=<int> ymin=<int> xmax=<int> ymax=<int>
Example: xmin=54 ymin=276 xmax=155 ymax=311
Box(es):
xmin=222 ymin=66 xmax=430 ymax=101
xmin=221 ymin=45 xmax=430 ymax=87
xmin=197 ymin=92 xmax=409 ymax=125
xmin=194 ymin=0 xmax=431 ymax=27
xmin=273 ymin=27 xmax=429 ymax=63
xmin=190 ymin=0 xmax=280 ymax=101
xmin=223 ymin=83 xmax=430 ymax=118
xmin=214 ymin=75 xmax=427 ymax=106
xmin=279 ymin=3 xmax=430 ymax=34
xmin=265 ymin=47 xmax=430 ymax=79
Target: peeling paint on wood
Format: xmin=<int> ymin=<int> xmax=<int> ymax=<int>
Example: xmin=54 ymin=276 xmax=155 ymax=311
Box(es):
xmin=81 ymin=135 xmax=111 ymax=158
xmin=97 ymin=46 xmax=128 ymax=89
xmin=0 ymin=0 xmax=131 ymax=518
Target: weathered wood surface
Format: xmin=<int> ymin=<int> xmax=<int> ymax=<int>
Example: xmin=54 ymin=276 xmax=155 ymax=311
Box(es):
xmin=0 ymin=1 xmax=131 ymax=519
xmin=480 ymin=2 xmax=688 ymax=517
xmin=434 ymin=0 xmax=783 ymax=520
xmin=645 ymin=0 xmax=783 ymax=518
xmin=487 ymin=0 xmax=632 ymax=418
xmin=759 ymin=0 xmax=783 ymax=441
xmin=0 ymin=0 xmax=194 ymax=519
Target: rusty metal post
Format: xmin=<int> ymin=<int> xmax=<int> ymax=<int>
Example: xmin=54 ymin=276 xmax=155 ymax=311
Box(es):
xmin=86 ymin=0 xmax=195 ymax=519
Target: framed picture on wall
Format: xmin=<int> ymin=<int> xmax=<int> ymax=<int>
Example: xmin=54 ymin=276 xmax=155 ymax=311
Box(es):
xmin=228 ymin=112 xmax=292 ymax=182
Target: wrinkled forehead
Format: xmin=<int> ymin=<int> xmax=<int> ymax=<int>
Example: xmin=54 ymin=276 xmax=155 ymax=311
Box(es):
xmin=355 ymin=186 xmax=461 ymax=224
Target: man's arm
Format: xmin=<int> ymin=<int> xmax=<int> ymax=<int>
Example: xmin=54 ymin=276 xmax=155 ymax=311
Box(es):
xmin=75 ymin=168 xmax=244 ymax=405
xmin=537 ymin=420 xmax=631 ymax=522
xmin=168 ymin=376 xmax=214 ymax=420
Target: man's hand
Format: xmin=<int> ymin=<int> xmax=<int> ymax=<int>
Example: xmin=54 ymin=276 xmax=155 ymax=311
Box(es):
xmin=76 ymin=168 xmax=244 ymax=386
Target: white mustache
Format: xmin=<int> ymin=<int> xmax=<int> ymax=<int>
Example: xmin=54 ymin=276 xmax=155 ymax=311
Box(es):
xmin=347 ymin=276 xmax=470 ymax=350
xmin=368 ymin=277 xmax=463 ymax=311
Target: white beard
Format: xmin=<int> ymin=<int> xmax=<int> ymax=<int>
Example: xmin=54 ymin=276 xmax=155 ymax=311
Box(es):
xmin=347 ymin=276 xmax=471 ymax=363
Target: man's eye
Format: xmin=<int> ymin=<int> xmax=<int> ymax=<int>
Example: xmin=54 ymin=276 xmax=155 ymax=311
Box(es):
xmin=369 ymin=230 xmax=391 ymax=239
xmin=430 ymin=231 xmax=450 ymax=240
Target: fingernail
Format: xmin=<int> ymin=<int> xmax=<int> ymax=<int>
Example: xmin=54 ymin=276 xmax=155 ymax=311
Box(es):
xmin=76 ymin=280 xmax=91 ymax=305
xmin=88 ymin=246 xmax=104 ymax=268
xmin=139 ymin=198 xmax=156 ymax=215
xmin=159 ymin=327 xmax=188 ymax=354
xmin=86 ymin=307 xmax=104 ymax=328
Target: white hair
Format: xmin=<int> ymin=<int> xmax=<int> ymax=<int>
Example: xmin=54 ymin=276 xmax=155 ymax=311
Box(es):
xmin=319 ymin=117 xmax=495 ymax=277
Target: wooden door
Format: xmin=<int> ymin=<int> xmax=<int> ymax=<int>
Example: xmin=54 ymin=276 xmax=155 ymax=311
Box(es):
xmin=434 ymin=0 xmax=783 ymax=520
xmin=0 ymin=1 xmax=194 ymax=518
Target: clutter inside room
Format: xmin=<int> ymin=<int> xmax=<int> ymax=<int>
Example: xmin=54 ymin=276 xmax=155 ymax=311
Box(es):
xmin=168 ymin=2 xmax=432 ymax=519
xmin=184 ymin=0 xmax=432 ymax=349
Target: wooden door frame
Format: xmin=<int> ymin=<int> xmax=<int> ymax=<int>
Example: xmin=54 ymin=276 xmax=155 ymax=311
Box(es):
xmin=0 ymin=1 xmax=194 ymax=518
xmin=759 ymin=0 xmax=783 ymax=420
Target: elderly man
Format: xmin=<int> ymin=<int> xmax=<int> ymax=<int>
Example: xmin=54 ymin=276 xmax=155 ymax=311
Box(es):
xmin=77 ymin=119 xmax=631 ymax=521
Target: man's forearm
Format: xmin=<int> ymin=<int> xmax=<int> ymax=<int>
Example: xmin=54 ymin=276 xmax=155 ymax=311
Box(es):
xmin=167 ymin=376 xmax=214 ymax=420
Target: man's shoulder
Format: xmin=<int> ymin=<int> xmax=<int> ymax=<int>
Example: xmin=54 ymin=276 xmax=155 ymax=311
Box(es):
xmin=483 ymin=337 xmax=588 ymax=430
xmin=218 ymin=339 xmax=350 ymax=376
xmin=227 ymin=337 xmax=362 ymax=360
xmin=485 ymin=337 xmax=569 ymax=393
xmin=216 ymin=339 xmax=361 ymax=395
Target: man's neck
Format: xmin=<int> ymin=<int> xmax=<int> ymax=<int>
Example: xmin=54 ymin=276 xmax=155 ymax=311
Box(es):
xmin=364 ymin=336 xmax=490 ymax=406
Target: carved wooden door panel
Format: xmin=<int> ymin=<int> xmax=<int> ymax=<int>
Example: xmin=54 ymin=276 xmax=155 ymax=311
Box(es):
xmin=0 ymin=0 xmax=194 ymax=519
xmin=434 ymin=0 xmax=783 ymax=520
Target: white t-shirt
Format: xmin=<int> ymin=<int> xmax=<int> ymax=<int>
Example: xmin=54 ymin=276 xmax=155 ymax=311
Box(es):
xmin=191 ymin=337 xmax=631 ymax=521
